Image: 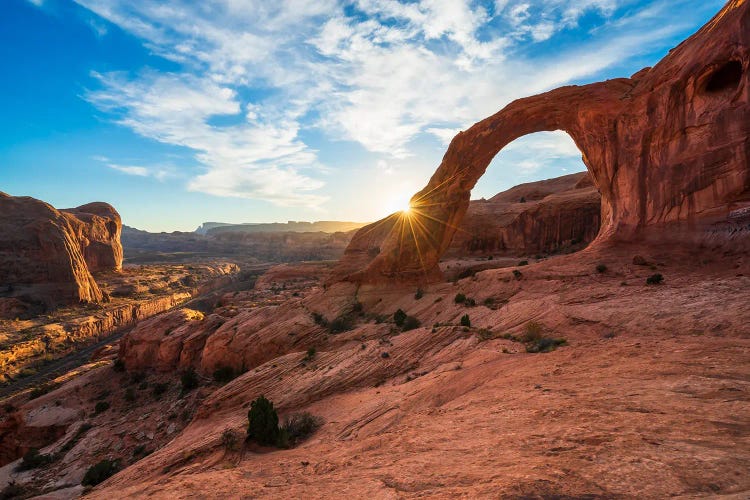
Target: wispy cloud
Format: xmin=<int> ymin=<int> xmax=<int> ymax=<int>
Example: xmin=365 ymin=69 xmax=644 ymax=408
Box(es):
xmin=72 ymin=0 xmax=724 ymax=206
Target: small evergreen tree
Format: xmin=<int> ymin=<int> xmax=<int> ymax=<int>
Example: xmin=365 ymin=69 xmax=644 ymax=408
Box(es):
xmin=247 ymin=395 xmax=280 ymax=446
xmin=460 ymin=314 xmax=471 ymax=327
xmin=393 ymin=309 xmax=407 ymax=327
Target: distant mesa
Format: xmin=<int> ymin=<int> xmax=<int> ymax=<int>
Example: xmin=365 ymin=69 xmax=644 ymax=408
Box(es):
xmin=338 ymin=0 xmax=750 ymax=284
xmin=195 ymin=220 xmax=368 ymax=235
xmin=0 ymin=192 xmax=122 ymax=314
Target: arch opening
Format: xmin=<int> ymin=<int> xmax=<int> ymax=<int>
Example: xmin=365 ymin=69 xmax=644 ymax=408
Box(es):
xmin=440 ymin=131 xmax=601 ymax=276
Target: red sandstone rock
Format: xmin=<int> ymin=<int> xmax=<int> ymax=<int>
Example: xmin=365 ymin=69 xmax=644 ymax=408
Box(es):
xmin=339 ymin=0 xmax=750 ymax=283
xmin=446 ymin=172 xmax=600 ymax=257
xmin=0 ymin=193 xmax=122 ymax=309
xmin=61 ymin=202 xmax=123 ymax=272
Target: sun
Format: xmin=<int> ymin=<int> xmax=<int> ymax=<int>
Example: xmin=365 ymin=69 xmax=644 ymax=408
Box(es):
xmin=401 ymin=203 xmax=412 ymax=215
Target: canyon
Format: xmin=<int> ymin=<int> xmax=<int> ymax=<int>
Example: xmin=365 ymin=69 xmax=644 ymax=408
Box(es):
xmin=0 ymin=1 xmax=748 ymax=498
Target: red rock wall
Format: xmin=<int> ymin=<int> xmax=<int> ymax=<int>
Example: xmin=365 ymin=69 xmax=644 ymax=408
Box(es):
xmin=0 ymin=193 xmax=123 ymax=308
xmin=338 ymin=0 xmax=749 ymax=283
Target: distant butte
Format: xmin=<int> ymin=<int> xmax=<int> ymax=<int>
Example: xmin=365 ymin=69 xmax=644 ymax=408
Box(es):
xmin=338 ymin=0 xmax=749 ymax=284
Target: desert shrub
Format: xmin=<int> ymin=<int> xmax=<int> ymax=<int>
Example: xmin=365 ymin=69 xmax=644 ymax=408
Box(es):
xmin=329 ymin=313 xmax=356 ymax=333
xmin=16 ymin=448 xmax=53 ymax=471
xmin=151 ymin=382 xmax=169 ymax=399
xmin=221 ymin=428 xmax=241 ymax=451
xmin=525 ymin=337 xmax=567 ymax=353
xmin=596 ymin=263 xmax=607 ymax=273
xmin=454 ymin=293 xmax=466 ymax=304
xmin=632 ymin=255 xmax=648 ymax=265
xmin=414 ymin=288 xmax=424 ymax=300
xmin=304 ymin=347 xmax=316 ymax=361
xmin=460 ymin=314 xmax=471 ymax=327
xmin=279 ymin=412 xmax=323 ymax=448
xmin=247 ymin=395 xmax=280 ymax=446
xmin=1 ymin=481 xmax=24 ymax=499
xmin=81 ymin=459 xmax=119 ymax=486
xmin=465 ymin=298 xmax=476 ymax=307
xmin=393 ymin=309 xmax=407 ymax=327
xmin=521 ymin=321 xmax=543 ymax=343
xmin=381 ymin=352 xmax=390 ymax=359
xmin=646 ymin=273 xmax=663 ymax=285
xmin=213 ymin=365 xmax=236 ymax=384
xmin=311 ymin=312 xmax=327 ymax=327
xmin=401 ymin=315 xmax=421 ymax=331
xmin=512 ymin=269 xmax=522 ymax=279
xmin=487 ymin=255 xmax=493 ymax=260
xmin=180 ymin=368 xmax=199 ymax=393
xmin=483 ymin=297 xmax=495 ymax=307
xmin=476 ymin=329 xmax=494 ymax=341
xmin=94 ymin=401 xmax=110 ymax=415
xmin=112 ymin=358 xmax=125 ymax=372
xmin=518 ymin=260 xmax=529 ymax=266
xmin=519 ymin=196 xmax=526 ymax=203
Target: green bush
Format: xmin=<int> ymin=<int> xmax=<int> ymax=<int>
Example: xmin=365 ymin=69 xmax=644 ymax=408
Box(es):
xmin=414 ymin=288 xmax=424 ymax=300
xmin=460 ymin=314 xmax=471 ymax=327
xmin=94 ymin=401 xmax=110 ymax=415
xmin=525 ymin=337 xmax=567 ymax=353
xmin=329 ymin=313 xmax=356 ymax=333
xmin=16 ymin=448 xmax=53 ymax=471
xmin=81 ymin=459 xmax=119 ymax=486
xmin=646 ymin=273 xmax=663 ymax=285
xmin=151 ymin=382 xmax=168 ymax=399
xmin=521 ymin=321 xmax=543 ymax=343
xmin=221 ymin=428 xmax=241 ymax=451
xmin=213 ymin=366 xmax=236 ymax=384
xmin=279 ymin=412 xmax=323 ymax=448
xmin=393 ymin=309 xmax=407 ymax=327
xmin=180 ymin=368 xmax=199 ymax=393
xmin=454 ymin=293 xmax=466 ymax=304
xmin=401 ymin=315 xmax=421 ymax=331
xmin=247 ymin=395 xmax=280 ymax=446
xmin=304 ymin=347 xmax=316 ymax=361
xmin=311 ymin=312 xmax=327 ymax=327
xmin=596 ymin=263 xmax=607 ymax=273
xmin=512 ymin=269 xmax=522 ymax=279
xmin=518 ymin=260 xmax=528 ymax=266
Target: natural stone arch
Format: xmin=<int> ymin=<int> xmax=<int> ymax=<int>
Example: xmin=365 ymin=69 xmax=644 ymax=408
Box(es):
xmin=335 ymin=0 xmax=749 ymax=284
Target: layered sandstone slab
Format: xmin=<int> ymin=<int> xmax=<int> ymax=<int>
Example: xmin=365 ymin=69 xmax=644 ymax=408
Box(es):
xmin=339 ymin=0 xmax=749 ymax=283
xmin=0 ymin=193 xmax=122 ymax=308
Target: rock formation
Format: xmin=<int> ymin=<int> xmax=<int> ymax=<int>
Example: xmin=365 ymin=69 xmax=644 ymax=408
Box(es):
xmin=0 ymin=193 xmax=123 ymax=309
xmin=446 ymin=172 xmax=600 ymax=257
xmin=339 ymin=0 xmax=749 ymax=283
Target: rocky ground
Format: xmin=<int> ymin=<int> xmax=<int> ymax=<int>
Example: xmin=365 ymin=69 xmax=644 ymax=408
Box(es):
xmin=1 ymin=245 xmax=747 ymax=498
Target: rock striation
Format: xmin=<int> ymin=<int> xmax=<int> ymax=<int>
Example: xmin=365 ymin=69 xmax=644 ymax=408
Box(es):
xmin=0 ymin=193 xmax=123 ymax=310
xmin=339 ymin=0 xmax=749 ymax=283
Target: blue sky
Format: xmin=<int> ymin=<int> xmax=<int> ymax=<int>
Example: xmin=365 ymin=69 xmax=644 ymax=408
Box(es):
xmin=1 ymin=0 xmax=725 ymax=231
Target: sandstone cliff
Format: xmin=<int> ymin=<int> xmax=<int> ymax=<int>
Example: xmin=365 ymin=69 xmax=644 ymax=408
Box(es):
xmin=0 ymin=193 xmax=123 ymax=310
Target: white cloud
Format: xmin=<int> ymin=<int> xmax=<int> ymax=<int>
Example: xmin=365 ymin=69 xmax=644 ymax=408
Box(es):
xmin=26 ymin=0 xmax=44 ymax=6
xmin=71 ymin=0 xmax=724 ymax=206
xmin=104 ymin=161 xmax=176 ymax=181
